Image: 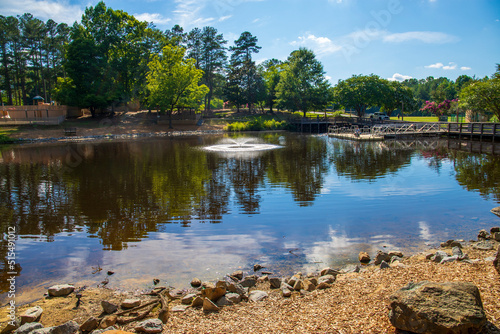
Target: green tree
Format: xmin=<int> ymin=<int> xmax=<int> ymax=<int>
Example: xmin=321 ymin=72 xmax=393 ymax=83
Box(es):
xmin=381 ymin=80 xmax=416 ymax=117
xmin=276 ymin=48 xmax=332 ymax=117
xmin=146 ymin=45 xmax=208 ymax=128
xmin=459 ymin=75 xmax=500 ymax=120
xmin=333 ymin=74 xmax=386 ymax=118
xmin=260 ymin=58 xmax=282 ymax=113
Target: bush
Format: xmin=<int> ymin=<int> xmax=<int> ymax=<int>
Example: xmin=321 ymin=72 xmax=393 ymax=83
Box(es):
xmin=224 ymin=117 xmax=288 ymax=131
xmin=0 ymin=134 xmax=15 ymax=144
xmin=490 ymin=115 xmax=499 ymax=123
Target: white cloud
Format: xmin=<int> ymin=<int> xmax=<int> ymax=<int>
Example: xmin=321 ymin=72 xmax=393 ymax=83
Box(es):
xmin=425 ymin=62 xmax=444 ymax=69
xmin=383 ymin=31 xmax=459 ymax=44
xmin=134 ymin=13 xmax=171 ymax=25
xmin=173 ymin=0 xmax=214 ymax=28
xmin=388 ymin=73 xmax=412 ymax=82
xmin=252 ymin=18 xmax=260 ymax=24
xmin=0 ymin=0 xmax=83 ymax=24
xmin=442 ymin=62 xmax=457 ymax=70
xmin=460 ymin=66 xmax=472 ymax=71
xmin=218 ymin=15 xmax=232 ymax=22
xmin=325 ymin=75 xmax=332 ymax=81
xmin=290 ymin=34 xmax=342 ymax=57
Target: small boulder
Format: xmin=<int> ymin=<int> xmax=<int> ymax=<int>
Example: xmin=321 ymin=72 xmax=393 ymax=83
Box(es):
xmin=302 ymin=279 xmax=316 ymax=292
xmin=248 ymin=290 xmax=268 ymax=302
xmin=388 ymin=251 xmax=403 ymax=258
xmin=478 ymin=229 xmax=489 ymax=240
xmin=80 ymin=317 xmax=99 ymax=332
xmin=99 ymin=316 xmax=117 ymax=329
xmin=201 ymin=287 xmax=226 ymax=302
xmin=491 ymin=226 xmax=500 ymax=234
xmin=269 ymin=277 xmax=281 ymax=289
xmin=287 ymin=274 xmax=301 ymax=287
xmin=388 ymin=281 xmax=486 ymax=334
xmin=202 ymin=297 xmax=220 ymax=313
xmin=134 ymin=319 xmax=163 ymax=333
xmin=47 ymin=284 xmax=74 ymax=297
xmin=257 ymin=275 xmax=269 ymax=283
xmin=431 ymin=250 xmax=449 ymax=263
xmin=101 ymin=300 xmax=118 ymax=314
xmin=190 ymin=278 xmax=202 ymax=288
xmin=320 ymin=268 xmax=339 ymax=277
xmin=253 ymin=264 xmax=265 ymax=272
xmin=215 ymin=296 xmax=232 ymax=307
xmin=317 ymin=282 xmax=332 ymax=290
xmin=452 ymin=246 xmax=463 ymax=257
xmin=191 ymin=296 xmax=204 ymax=308
xmin=492 ymin=232 xmax=500 ymax=242
xmin=181 ymin=293 xmax=196 ymax=305
xmin=240 ymin=277 xmax=257 ymax=288
xmin=281 ymin=287 xmax=292 ymax=297
xmin=318 ymin=274 xmax=335 ymax=285
xmin=491 ymin=207 xmax=500 ymax=218
xmin=358 ymin=251 xmax=370 ymax=263
xmin=440 ymin=255 xmax=459 ymax=264
xmin=374 ymin=251 xmax=391 ymax=265
xmin=14 ymin=322 xmax=43 ymax=334
xmin=380 ymin=260 xmax=390 ymax=269
xmin=121 ymin=299 xmax=141 ymax=309
xmin=225 ymin=293 xmax=241 ymax=304
xmin=20 ymin=306 xmax=43 ymax=324
xmin=292 ymin=279 xmax=303 ymax=291
xmin=473 ymin=240 xmax=495 ymax=251
xmin=51 ymin=321 xmax=79 ymax=334
xmin=227 ymin=282 xmax=246 ymax=296
xmin=231 ymin=270 xmax=243 ymax=280
xmin=171 ymin=305 xmax=189 ymax=313
xmin=215 ymin=280 xmax=228 ymax=289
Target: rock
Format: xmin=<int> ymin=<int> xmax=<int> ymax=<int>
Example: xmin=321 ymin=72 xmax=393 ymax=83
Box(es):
xmin=2 ymin=319 xmax=20 ymax=334
xmin=171 ymin=305 xmax=189 ymax=313
xmin=253 ymin=264 xmax=265 ymax=272
xmin=227 ymin=282 xmax=246 ymax=296
xmin=248 ymin=290 xmax=268 ymax=302
xmin=492 ymin=232 xmax=500 ymax=242
xmin=225 ymin=293 xmax=241 ymax=304
xmin=491 ymin=207 xmax=500 ymax=218
xmin=190 ymin=278 xmax=202 ymax=287
xmin=302 ymin=279 xmax=316 ymax=292
xmin=342 ymin=264 xmax=361 ymax=273
xmin=101 ymin=331 xmax=135 ymax=334
xmin=231 ymin=270 xmax=243 ymax=280
xmin=257 ymin=275 xmax=268 ymax=283
xmin=287 ymin=274 xmax=301 ymax=287
xmin=121 ymin=298 xmax=141 ymax=309
xmin=100 ymin=316 xmax=117 ymax=329
xmin=168 ymin=289 xmax=184 ymax=299
xmin=317 ymin=282 xmax=332 ymax=290
xmin=374 ymin=251 xmax=391 ymax=265
xmin=51 ymin=321 xmax=79 ymax=334
xmin=80 ymin=317 xmax=99 ymax=332
xmin=152 ymin=278 xmax=160 ymax=285
xmin=440 ymin=255 xmax=459 ymax=264
xmin=478 ymin=229 xmax=489 ymax=240
xmin=158 ymin=307 xmax=169 ymax=324
xmin=47 ymin=284 xmax=74 ymax=297
xmin=31 ymin=329 xmax=53 ymax=334
xmin=14 ymin=322 xmax=43 ymax=334
xmin=261 ymin=271 xmax=273 ymax=275
xmin=281 ymin=287 xmax=292 ymax=297
xmin=20 ymin=306 xmax=43 ymax=324
xmin=358 ymin=251 xmax=370 ymax=263
xmin=90 ymin=326 xmax=116 ymax=334
xmin=216 ymin=280 xmax=228 ymax=289
xmin=473 ymin=240 xmax=495 ymax=251
xmin=452 ymin=246 xmax=463 ymax=257
xmin=491 ymin=226 xmax=500 ymax=233
xmin=292 ymin=279 xmax=302 ymax=291
xmin=318 ymin=274 xmax=335 ymax=284
xmin=134 ymin=319 xmax=163 ymax=333
xmin=240 ymin=277 xmax=257 ymax=288
xmin=380 ymin=260 xmax=390 ymax=269
xmin=388 ymin=281 xmax=486 ymax=334
xmin=181 ymin=293 xmax=196 ymax=305
xmin=269 ymin=277 xmax=281 ymax=289
xmin=202 ymin=297 xmax=220 ymax=312
xmin=101 ymin=300 xmax=118 ymax=314
xmin=388 ymin=251 xmax=403 ymax=258
xmin=494 ymin=247 xmax=500 ymax=275
xmin=431 ymin=250 xmax=449 ymax=263
xmin=191 ymin=296 xmax=204 ymax=307
xmin=320 ymin=267 xmax=339 ymax=276
xmin=216 ymin=296 xmax=232 ymax=307
xmin=450 ymin=241 xmax=463 ymax=248
xmin=201 ymin=287 xmax=226 ymax=302
xmin=308 ymin=277 xmax=318 ymax=286
xmin=425 ymin=252 xmax=434 ymax=260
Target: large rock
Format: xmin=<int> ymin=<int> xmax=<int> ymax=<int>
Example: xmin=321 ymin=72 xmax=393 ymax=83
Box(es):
xmin=319 ymin=268 xmax=339 ymax=277
xmin=181 ymin=293 xmax=197 ymax=305
xmin=269 ymin=277 xmax=281 ymax=289
xmin=20 ymin=306 xmax=43 ymax=324
xmin=80 ymin=317 xmax=99 ymax=332
xmin=494 ymin=246 xmax=500 ymax=275
xmin=358 ymin=252 xmax=370 ymax=263
xmin=389 ymin=281 xmax=486 ymax=334
xmin=190 ymin=278 xmax=202 ymax=288
xmin=14 ymin=323 xmax=43 ymax=334
xmin=101 ymin=300 xmax=118 ymax=314
xmin=202 ymin=297 xmax=220 ymax=313
xmin=431 ymin=250 xmax=449 ymax=263
xmin=51 ymin=321 xmax=80 ymax=334
xmin=231 ymin=270 xmax=243 ymax=280
xmin=201 ymin=287 xmax=226 ymax=302
xmin=47 ymin=284 xmax=74 ymax=297
xmin=491 ymin=206 xmax=500 ymax=218
xmin=248 ymin=290 xmax=268 ymax=302
xmin=225 ymin=293 xmax=241 ymax=304
xmin=121 ymin=299 xmax=141 ymax=309
xmin=134 ymin=319 xmax=163 ymax=333
xmin=374 ymin=251 xmax=392 ymax=265
xmin=239 ymin=277 xmax=257 ymax=288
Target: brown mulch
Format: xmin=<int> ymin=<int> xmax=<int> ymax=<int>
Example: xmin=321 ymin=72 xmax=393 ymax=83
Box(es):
xmin=1 ymin=246 xmax=499 ymax=333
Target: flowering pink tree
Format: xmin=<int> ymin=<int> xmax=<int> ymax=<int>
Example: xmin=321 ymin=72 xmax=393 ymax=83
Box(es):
xmin=421 ymin=99 xmax=458 ymax=116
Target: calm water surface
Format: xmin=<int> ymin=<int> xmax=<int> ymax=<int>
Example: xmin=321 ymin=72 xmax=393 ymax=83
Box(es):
xmin=1 ymin=133 xmax=499 ymax=303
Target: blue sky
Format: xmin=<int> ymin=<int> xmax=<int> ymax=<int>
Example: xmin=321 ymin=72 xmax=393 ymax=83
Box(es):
xmin=1 ymin=0 xmax=499 ymax=84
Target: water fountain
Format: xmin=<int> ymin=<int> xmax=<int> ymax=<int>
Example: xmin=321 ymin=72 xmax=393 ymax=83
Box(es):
xmin=202 ymin=138 xmax=283 ymax=157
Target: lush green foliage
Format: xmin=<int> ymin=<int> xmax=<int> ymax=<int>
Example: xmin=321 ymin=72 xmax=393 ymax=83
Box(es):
xmin=147 ymin=45 xmax=208 ymax=127
xmin=224 ymin=117 xmax=287 ymax=131
xmin=459 ymin=69 xmax=500 ymax=120
xmin=276 ymin=48 xmax=332 ymax=117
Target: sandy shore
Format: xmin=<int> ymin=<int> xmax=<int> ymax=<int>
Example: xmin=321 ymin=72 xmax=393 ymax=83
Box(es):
xmin=0 ymin=242 xmax=499 ymax=333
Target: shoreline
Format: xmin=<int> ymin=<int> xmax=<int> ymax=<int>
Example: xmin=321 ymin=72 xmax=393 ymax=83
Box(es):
xmin=1 ymin=229 xmax=499 ymax=333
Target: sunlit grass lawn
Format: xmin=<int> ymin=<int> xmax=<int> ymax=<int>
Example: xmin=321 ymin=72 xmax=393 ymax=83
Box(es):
xmin=390 ymin=116 xmax=439 ymax=122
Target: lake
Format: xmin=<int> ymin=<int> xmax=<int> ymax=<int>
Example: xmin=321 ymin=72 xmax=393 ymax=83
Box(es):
xmin=1 ymin=133 xmax=499 ymax=304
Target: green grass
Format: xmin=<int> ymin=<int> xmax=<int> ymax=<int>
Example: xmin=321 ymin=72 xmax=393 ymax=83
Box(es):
xmin=389 ymin=116 xmax=468 ymax=122
xmin=0 ymin=127 xmax=19 ymax=143
xmin=224 ymin=117 xmax=288 ymax=131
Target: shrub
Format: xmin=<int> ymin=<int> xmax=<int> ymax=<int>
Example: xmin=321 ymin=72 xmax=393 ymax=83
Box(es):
xmin=224 ymin=117 xmax=288 ymax=131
